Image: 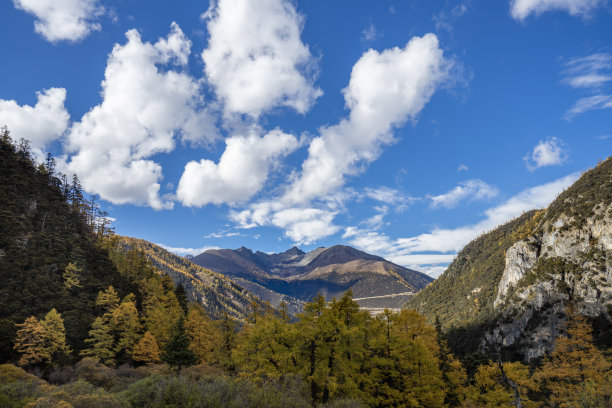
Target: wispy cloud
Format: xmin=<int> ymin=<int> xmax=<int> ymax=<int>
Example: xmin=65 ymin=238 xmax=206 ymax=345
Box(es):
xmin=457 ymin=163 xmax=469 ymax=172
xmin=524 ymin=137 xmax=569 ymax=171
xmin=361 ymin=23 xmax=381 ymax=42
xmin=428 ymin=179 xmax=498 ymax=209
xmin=344 ymin=172 xmax=580 ymax=276
xmin=562 ymin=53 xmax=612 ymax=119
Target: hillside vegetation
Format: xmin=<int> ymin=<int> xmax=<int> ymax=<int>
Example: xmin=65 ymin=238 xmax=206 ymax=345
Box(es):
xmin=408 ymin=157 xmax=612 ymax=358
xmin=116 ymin=237 xmax=261 ymax=320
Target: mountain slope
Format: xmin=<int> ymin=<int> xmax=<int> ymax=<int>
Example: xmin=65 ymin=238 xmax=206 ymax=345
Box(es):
xmin=117 ymin=237 xmax=262 ymax=320
xmin=0 ymin=131 xmax=135 ymax=361
xmin=408 ymin=157 xmax=612 ymax=359
xmin=191 ymin=244 xmax=433 ymax=311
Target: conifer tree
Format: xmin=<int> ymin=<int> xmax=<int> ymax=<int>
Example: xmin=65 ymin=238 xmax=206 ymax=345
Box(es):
xmin=132 ymin=331 xmax=161 ymax=365
xmin=41 ymin=308 xmax=71 ymax=361
xmin=14 ymin=316 xmax=50 ymax=367
xmin=81 ymin=317 xmax=115 ymax=365
xmin=163 ymin=316 xmax=196 ymax=374
xmin=534 ymin=310 xmax=611 ymax=407
xmin=110 ymin=297 xmax=142 ymax=358
xmin=96 ymin=286 xmax=119 ymax=317
xmin=185 ymin=304 xmax=220 ymax=365
xmin=63 ymin=262 xmax=82 ymax=290
xmin=174 ymin=284 xmax=188 ymax=315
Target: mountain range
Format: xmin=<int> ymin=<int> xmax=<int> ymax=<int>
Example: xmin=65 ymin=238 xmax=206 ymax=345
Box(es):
xmin=190 ymin=244 xmax=433 ymax=313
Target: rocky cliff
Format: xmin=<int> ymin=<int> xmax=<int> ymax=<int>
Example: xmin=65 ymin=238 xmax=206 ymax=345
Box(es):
xmin=409 ymin=157 xmax=612 ymax=360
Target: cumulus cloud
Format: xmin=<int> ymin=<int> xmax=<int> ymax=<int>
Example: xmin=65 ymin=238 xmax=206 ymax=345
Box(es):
xmin=284 ymin=33 xmax=452 ymax=205
xmin=177 ymin=129 xmax=299 ymax=207
xmin=201 ymin=0 xmax=322 ymax=118
xmin=13 ymin=0 xmax=104 ymax=42
xmin=524 ymin=137 xmax=569 ymax=171
xmin=429 ymin=179 xmax=498 ymax=209
xmin=510 ymin=0 xmax=607 ymax=20
xmin=0 ymin=88 xmax=69 ymax=155
xmin=64 ymin=23 xmax=217 ymax=210
xmin=361 ymin=23 xmax=381 ymax=42
xmin=231 ymin=202 xmax=339 ymax=244
xmin=228 ymin=34 xmax=453 ymax=244
xmin=344 ymin=172 xmax=579 ymax=274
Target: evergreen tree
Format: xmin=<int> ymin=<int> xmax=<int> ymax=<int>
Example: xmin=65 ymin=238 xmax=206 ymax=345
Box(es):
xmin=81 ymin=317 xmax=115 ymax=365
xmin=132 ymin=331 xmax=161 ymax=365
xmin=163 ymin=317 xmax=196 ymax=374
xmin=13 ymin=316 xmax=50 ymax=367
xmin=174 ymin=284 xmax=188 ymax=315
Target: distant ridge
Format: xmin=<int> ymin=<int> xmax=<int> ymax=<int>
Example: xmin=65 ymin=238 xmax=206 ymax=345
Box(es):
xmin=191 ymin=244 xmax=433 ymax=312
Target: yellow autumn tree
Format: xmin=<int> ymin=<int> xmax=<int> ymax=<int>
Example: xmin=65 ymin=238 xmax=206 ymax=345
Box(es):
xmin=185 ymin=303 xmax=221 ymax=365
xmin=534 ymin=310 xmax=611 ymax=407
xmin=464 ymin=361 xmax=539 ymax=408
xmin=41 ymin=308 xmax=71 ymax=361
xmin=13 ymin=316 xmax=50 ymax=367
xmin=132 ymin=331 xmax=161 ymax=365
xmin=110 ymin=296 xmax=142 ymax=357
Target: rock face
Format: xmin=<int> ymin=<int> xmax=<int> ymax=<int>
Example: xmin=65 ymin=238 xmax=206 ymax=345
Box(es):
xmin=486 ymin=203 xmax=612 ymax=359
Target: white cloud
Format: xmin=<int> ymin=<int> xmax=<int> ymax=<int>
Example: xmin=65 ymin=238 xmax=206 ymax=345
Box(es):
xmin=363 ymin=186 xmax=417 ymax=211
xmin=201 ymin=0 xmax=322 ymax=118
xmin=157 ymin=244 xmax=220 ymax=257
xmin=458 ymin=163 xmax=469 ymax=171
xmin=428 ymin=179 xmax=498 ymax=209
xmin=284 ymin=33 xmax=453 ymax=205
xmin=0 ymin=88 xmax=69 ymax=155
xmin=563 ymin=53 xmax=612 ymax=88
xmin=177 ymin=129 xmax=299 ymax=207
xmin=524 ymin=137 xmax=569 ymax=171
xmin=565 ymin=94 xmax=612 ymax=118
xmin=361 ymin=23 xmax=381 ymax=42
xmin=344 ymin=172 xmax=579 ymax=273
xmin=64 ymin=23 xmax=217 ymax=210
xmin=13 ymin=0 xmax=104 ymax=42
xmin=228 ymin=34 xmax=453 ymax=245
xmin=510 ymin=0 xmax=607 ymax=20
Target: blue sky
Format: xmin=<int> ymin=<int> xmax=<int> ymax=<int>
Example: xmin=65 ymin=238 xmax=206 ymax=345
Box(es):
xmin=1 ymin=0 xmax=610 ymax=277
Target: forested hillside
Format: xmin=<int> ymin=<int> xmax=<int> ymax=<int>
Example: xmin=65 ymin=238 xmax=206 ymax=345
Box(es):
xmin=408 ymin=157 xmax=612 ymax=359
xmin=116 ymin=236 xmax=261 ymax=319
xmin=0 ymin=129 xmax=135 ymax=361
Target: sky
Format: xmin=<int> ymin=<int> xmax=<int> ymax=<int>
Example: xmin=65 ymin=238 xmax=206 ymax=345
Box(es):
xmin=1 ymin=0 xmax=610 ymax=277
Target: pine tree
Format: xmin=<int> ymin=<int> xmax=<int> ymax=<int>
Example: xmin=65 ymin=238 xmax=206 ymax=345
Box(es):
xmin=13 ymin=316 xmax=50 ymax=367
xmin=163 ymin=316 xmax=196 ymax=374
xmin=174 ymin=284 xmax=188 ymax=315
xmin=41 ymin=308 xmax=71 ymax=362
xmin=132 ymin=331 xmax=161 ymax=365
xmin=81 ymin=317 xmax=115 ymax=365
